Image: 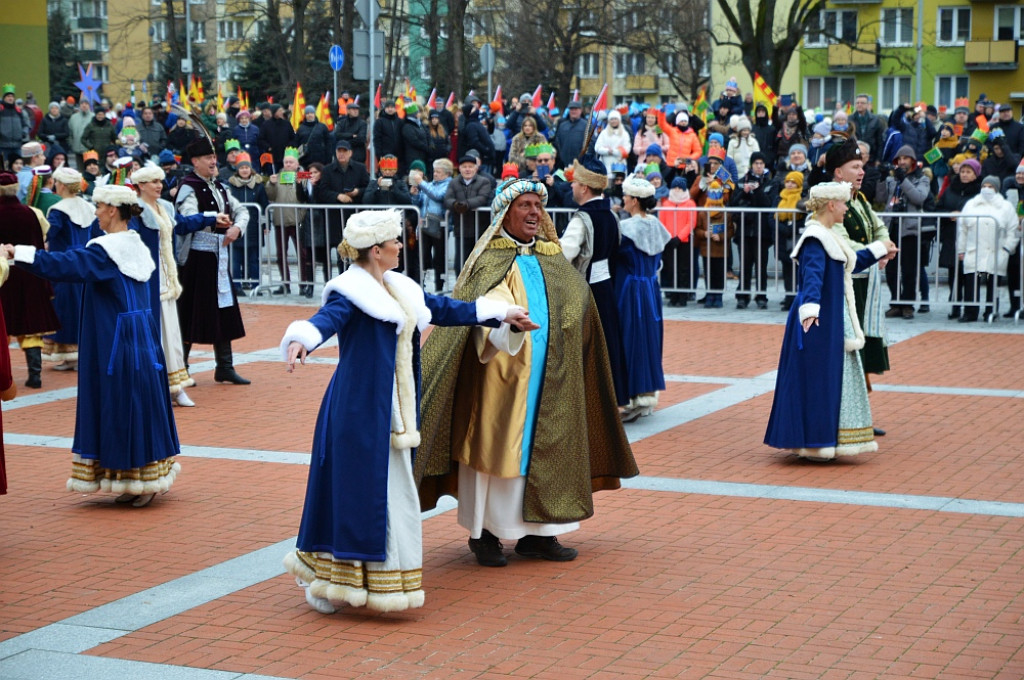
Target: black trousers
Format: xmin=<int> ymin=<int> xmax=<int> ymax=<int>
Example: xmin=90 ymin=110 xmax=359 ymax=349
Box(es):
xmin=885 ymin=234 xmax=933 ymax=306
xmin=736 ymin=238 xmax=771 ymax=302
xmin=962 ymin=271 xmax=996 ymax=319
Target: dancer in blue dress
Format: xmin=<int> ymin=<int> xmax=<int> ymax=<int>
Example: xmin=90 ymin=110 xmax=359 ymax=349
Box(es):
xmin=764 ymin=182 xmax=897 ymax=460
xmin=4 ymin=184 xmax=180 ymax=507
xmin=616 ymin=176 xmax=671 ymax=422
xmin=43 ymin=167 xmax=95 ymax=371
xmin=280 ymin=209 xmax=536 ymax=614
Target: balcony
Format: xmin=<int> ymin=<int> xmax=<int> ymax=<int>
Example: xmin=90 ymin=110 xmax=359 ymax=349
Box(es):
xmin=76 ymin=16 xmax=106 ymax=31
xmin=964 ymin=40 xmax=1018 ymax=70
xmin=624 ymin=75 xmax=658 ymax=91
xmin=827 ymin=42 xmax=880 ymax=71
xmin=79 ymin=49 xmax=105 ymax=63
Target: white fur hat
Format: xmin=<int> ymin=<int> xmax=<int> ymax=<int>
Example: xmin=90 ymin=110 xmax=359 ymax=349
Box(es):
xmin=92 ymin=184 xmax=139 ymax=207
xmin=131 ymin=164 xmax=166 ymax=184
xmin=342 ymin=209 xmax=403 ymax=249
xmin=622 ymin=175 xmax=655 ymax=198
xmin=53 ymin=167 xmax=82 ymax=185
xmin=808 ymin=181 xmax=852 ymax=203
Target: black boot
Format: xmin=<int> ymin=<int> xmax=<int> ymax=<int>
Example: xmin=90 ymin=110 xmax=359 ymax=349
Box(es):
xmin=24 ymin=347 xmax=42 ymax=388
xmin=182 ymin=342 xmax=191 ymax=373
xmin=213 ymin=342 xmax=250 ymax=385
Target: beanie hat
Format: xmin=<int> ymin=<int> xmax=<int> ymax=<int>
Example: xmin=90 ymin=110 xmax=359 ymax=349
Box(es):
xmin=670 ymin=176 xmax=688 ymax=191
xmin=708 ymin=132 xmax=725 ymax=147
xmin=304 ymin=105 xmax=316 ymax=114
xmin=735 ymin=117 xmax=752 ymax=132
xmin=1017 ymin=161 xmax=1024 ymax=175
xmin=749 ymin=151 xmax=766 ymax=166
xmin=812 ymin=121 xmax=831 ymax=137
xmin=646 ymin=143 xmax=663 ymax=158
xmin=961 ymin=158 xmax=981 ymax=176
xmin=158 ymin=149 xmax=178 ymax=165
xmin=410 ymin=159 xmax=427 ymax=174
xmin=790 ymin=143 xmax=808 ymax=157
xmin=894 ymin=144 xmax=917 ymax=161
xmin=676 ymin=112 xmax=689 ymax=126
xmin=785 ymin=171 xmax=805 ymax=187
xmin=981 ymin=175 xmax=1000 ymax=189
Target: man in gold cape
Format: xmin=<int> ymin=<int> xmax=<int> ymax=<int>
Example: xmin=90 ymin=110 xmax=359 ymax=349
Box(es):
xmin=416 ymin=178 xmax=638 ymax=567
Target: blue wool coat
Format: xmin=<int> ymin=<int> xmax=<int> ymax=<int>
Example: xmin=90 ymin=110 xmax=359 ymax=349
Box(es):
xmin=291 ymin=269 xmax=499 ymax=561
xmin=764 ymin=230 xmax=881 ymax=450
xmin=46 ymin=201 xmax=95 ymax=345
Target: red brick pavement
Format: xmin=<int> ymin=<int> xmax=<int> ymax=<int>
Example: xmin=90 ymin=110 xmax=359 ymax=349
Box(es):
xmin=1 ymin=304 xmax=1022 ymax=678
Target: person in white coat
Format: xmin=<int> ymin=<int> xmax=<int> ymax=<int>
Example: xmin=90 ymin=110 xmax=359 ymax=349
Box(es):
xmin=956 ymin=175 xmax=1022 ymax=322
xmin=595 ymin=111 xmax=633 ymax=176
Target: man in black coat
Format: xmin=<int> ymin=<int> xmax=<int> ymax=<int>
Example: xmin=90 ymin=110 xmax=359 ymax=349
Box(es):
xmin=258 ymin=104 xmax=296 ymax=170
xmin=553 ymin=101 xmax=588 ymax=168
xmin=334 ymin=102 xmax=367 ymax=164
xmin=295 ymin=105 xmax=332 ymax=166
xmin=731 ymin=152 xmax=778 ymax=309
xmin=444 ymin=154 xmax=492 ymax=271
xmin=457 ymin=104 xmax=492 ymax=169
xmin=400 ymin=102 xmax=430 ymax=177
xmin=311 ymin=141 xmax=369 ymax=279
xmin=849 ymin=94 xmax=884 ymax=164
xmin=994 ymin=104 xmax=1024 ymax=157
xmin=372 ymin=100 xmax=403 ymax=164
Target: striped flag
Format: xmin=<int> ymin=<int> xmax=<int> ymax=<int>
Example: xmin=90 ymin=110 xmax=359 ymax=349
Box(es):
xmin=316 ymin=92 xmax=334 ymax=131
xmin=490 ymin=84 xmax=503 ymax=115
xmin=290 ymin=82 xmax=305 ymax=131
xmin=591 ymin=83 xmax=608 ymax=112
xmin=444 ymin=92 xmax=455 ymax=109
xmin=546 ymin=92 xmax=556 ymax=111
xmin=531 ymin=84 xmax=543 ymax=108
xmin=426 ymin=87 xmax=437 ymax=110
xmin=693 ymin=85 xmax=709 ymax=148
xmin=752 ymin=72 xmax=778 ymax=117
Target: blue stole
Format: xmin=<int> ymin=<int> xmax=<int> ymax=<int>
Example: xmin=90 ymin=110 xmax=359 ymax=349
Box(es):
xmin=518 ymin=253 xmax=548 ymax=474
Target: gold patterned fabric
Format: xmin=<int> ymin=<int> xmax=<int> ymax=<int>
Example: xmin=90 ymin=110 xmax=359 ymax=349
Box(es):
xmin=67 ymin=454 xmax=179 ymax=495
xmin=417 ymin=237 xmax=637 ymax=524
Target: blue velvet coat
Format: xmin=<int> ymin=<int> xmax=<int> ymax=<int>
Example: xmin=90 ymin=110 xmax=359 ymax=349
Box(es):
xmin=294 ymin=273 xmax=498 ymax=562
xmin=46 ymin=202 xmax=95 ymax=345
xmin=764 ymin=231 xmax=881 ymax=450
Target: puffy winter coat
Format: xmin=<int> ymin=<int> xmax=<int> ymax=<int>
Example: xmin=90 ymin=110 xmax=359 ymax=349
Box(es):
xmin=956 ymin=193 xmax=1021 ymax=275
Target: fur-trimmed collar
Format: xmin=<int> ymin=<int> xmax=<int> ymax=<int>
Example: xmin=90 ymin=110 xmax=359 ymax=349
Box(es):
xmin=321 ymin=264 xmax=431 ymax=334
xmin=86 ymin=229 xmax=156 ymax=282
xmin=791 ymin=221 xmax=851 ymax=263
xmin=49 ymin=196 xmax=95 ymax=228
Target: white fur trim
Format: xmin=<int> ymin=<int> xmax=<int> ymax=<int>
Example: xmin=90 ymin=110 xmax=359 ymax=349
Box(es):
xmin=48 ymin=196 xmax=95 ymax=229
xmin=808 ymin=181 xmax=852 ymax=203
xmin=836 ymin=440 xmax=878 ymax=457
xmin=280 ymin=320 xmax=323 ymax=360
xmin=366 ymin=592 xmax=414 ymax=612
xmin=53 ymin=166 xmax=82 ymax=185
xmin=386 ymin=279 xmax=421 ymax=449
xmin=342 ymin=209 xmax=403 ymax=249
xmin=867 ymin=240 xmax=888 ymax=260
xmin=321 ymin=265 xmax=431 ymax=334
xmin=87 ymin=230 xmax=156 ymax=282
xmin=475 ymin=296 xmax=511 ymax=324
xmin=623 ymin=176 xmax=655 ymax=198
xmin=798 ymin=303 xmax=820 ymax=323
xmin=13 ymin=245 xmax=36 ymax=264
xmin=794 ymin=447 xmax=836 ymax=460
xmin=131 ymin=164 xmax=166 ymax=184
xmin=92 ymin=184 xmax=139 ymax=207
xmin=283 ymin=551 xmax=316 ymax=583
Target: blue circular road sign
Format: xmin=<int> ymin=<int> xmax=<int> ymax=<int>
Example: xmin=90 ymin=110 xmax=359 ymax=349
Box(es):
xmin=329 ymin=45 xmax=345 ymax=72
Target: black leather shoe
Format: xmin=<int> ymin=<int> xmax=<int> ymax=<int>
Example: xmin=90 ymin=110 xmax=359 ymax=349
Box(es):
xmin=873 ymin=427 xmax=886 ymax=437
xmin=736 ymin=300 xmax=748 ymax=310
xmin=514 ymin=535 xmax=578 ymax=562
xmin=214 ymin=368 xmax=251 ymax=385
xmin=958 ymin=315 xmax=978 ymax=323
xmin=756 ymin=299 xmax=768 ymax=310
xmin=917 ymin=305 xmax=930 ymax=313
xmin=468 ymin=529 xmax=507 ymax=567
xmin=1003 ymin=308 xmax=1020 ymax=318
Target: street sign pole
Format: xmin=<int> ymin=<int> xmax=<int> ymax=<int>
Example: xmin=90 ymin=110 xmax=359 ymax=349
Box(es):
xmin=368 ymin=28 xmax=375 ymax=177
xmin=329 ymin=45 xmax=345 ymax=121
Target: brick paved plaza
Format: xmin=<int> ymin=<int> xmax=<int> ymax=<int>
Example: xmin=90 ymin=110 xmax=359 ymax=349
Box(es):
xmin=1 ymin=300 xmax=1022 ymax=679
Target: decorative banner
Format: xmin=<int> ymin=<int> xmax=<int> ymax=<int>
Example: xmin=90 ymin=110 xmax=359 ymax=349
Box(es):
xmin=290 ymin=82 xmax=305 ymax=131
xmin=752 ymin=72 xmax=778 ymax=117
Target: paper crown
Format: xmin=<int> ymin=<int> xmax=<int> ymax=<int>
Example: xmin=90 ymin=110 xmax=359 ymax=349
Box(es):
xmin=954 ymin=97 xmax=970 ymax=109
xmin=501 ymin=162 xmax=520 ymax=180
xmin=283 ymin=146 xmax=300 ymax=159
xmin=1 ymin=84 xmax=14 ymax=96
xmin=378 ymin=155 xmax=398 ymax=170
xmin=82 ymin=150 xmax=99 ymax=162
xmin=524 ymin=142 xmax=554 ymax=159
xmin=224 ymin=139 xmax=241 ymax=152
xmin=235 ymin=152 xmax=252 ymax=166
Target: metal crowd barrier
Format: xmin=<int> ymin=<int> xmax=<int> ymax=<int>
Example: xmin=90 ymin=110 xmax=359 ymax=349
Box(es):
xmin=238 ymin=199 xmax=1022 ymax=326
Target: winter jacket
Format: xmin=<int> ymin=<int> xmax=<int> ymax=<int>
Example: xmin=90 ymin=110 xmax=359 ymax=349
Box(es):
xmin=727 ymin=135 xmax=760 ymax=178
xmin=730 ymin=169 xmax=777 ymax=242
xmin=232 ymin=122 xmax=261 ymax=159
xmin=166 ymin=125 xmax=198 ymax=155
xmin=38 ymin=114 xmax=70 ymax=149
xmin=0 ymin=102 xmax=28 ymax=151
xmin=373 ymin=111 xmax=404 ymax=161
xmin=751 ymin=117 xmax=776 ymax=167
xmin=67 ymin=111 xmax=92 ymax=154
xmin=258 ymin=118 xmax=296 ymax=167
xmin=850 ymin=111 xmax=884 ymax=162
xmin=137 ymin=119 xmax=168 ymax=157
xmin=458 ymin=114 xmax=493 ymax=167
xmin=665 ymin=124 xmax=703 ymax=166
xmin=994 ymin=118 xmax=1024 ymax=158
xmin=632 ymin=126 xmax=671 ymax=166
xmin=227 ymin=173 xmax=269 ymax=232
xmin=957 ymin=192 xmax=1021 ymax=275
xmin=594 ymin=123 xmax=633 ymax=174
xmin=553 ymin=116 xmax=589 ymax=166
xmin=294 ymin=119 xmax=332 ymax=167
xmin=444 ymin=174 xmax=492 ymax=239
xmin=507 ymin=130 xmax=546 ymax=167
xmin=334 ymin=115 xmax=368 ymax=164
xmin=414 ymin=176 xmax=451 ymax=218
xmin=876 ymin=167 xmax=932 ymax=238
xmin=80 ymin=118 xmax=117 ymax=153
xmin=400 ymin=118 xmax=431 ymax=175
xmin=980 ymin=139 xmax=1021 ymax=183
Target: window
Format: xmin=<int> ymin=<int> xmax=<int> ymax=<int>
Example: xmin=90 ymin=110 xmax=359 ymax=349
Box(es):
xmin=217 ymin=58 xmax=239 ymax=82
xmin=94 ymin=0 xmax=107 ymax=18
xmin=191 ymin=20 xmax=206 ymax=43
xmin=577 ymin=53 xmax=600 ymax=78
xmin=73 ymin=33 xmax=85 ymax=50
xmin=881 ymin=8 xmax=913 ymax=46
xmin=420 ymin=57 xmax=431 ymax=81
xmin=935 ymin=75 xmax=969 ymax=111
xmin=803 ymin=76 xmax=855 ymax=112
xmin=218 ymin=20 xmax=244 ymax=41
xmin=937 ymin=7 xmax=970 ymax=45
xmin=614 ymin=53 xmax=645 ymax=77
xmin=98 ymin=33 xmax=108 ymax=51
xmin=152 ymin=19 xmax=166 ymax=42
xmin=617 ymin=10 xmax=640 ymax=31
xmin=394 ymin=56 xmax=409 ymax=78
xmin=71 ymin=1 xmax=80 ymax=18
xmin=419 ymin=24 xmax=448 ymax=39
xmin=659 ymin=54 xmax=678 ymax=75
xmin=879 ymin=76 xmax=911 ymax=113
xmin=805 ymin=10 xmax=857 ymax=47
xmin=995 ymin=6 xmax=1024 ymax=43
xmin=93 ymin=64 xmax=108 ymax=82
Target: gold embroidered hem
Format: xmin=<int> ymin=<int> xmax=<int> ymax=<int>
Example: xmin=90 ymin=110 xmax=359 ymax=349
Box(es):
xmin=66 ymin=454 xmax=180 ymax=495
xmin=285 ymin=550 xmax=425 ymax=612
xmin=167 ymin=367 xmax=195 ymax=394
xmin=42 ymin=340 xmax=78 ymax=363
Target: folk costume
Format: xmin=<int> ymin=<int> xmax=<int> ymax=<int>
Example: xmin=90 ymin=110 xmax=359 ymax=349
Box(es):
xmin=11 ymin=185 xmax=180 ymax=497
xmin=0 ymin=258 xmax=13 ymax=494
xmin=826 ymin=140 xmax=891 ymax=374
xmin=280 ymin=210 xmax=513 ymax=613
xmin=0 ymin=172 xmax=61 ymax=388
xmin=561 ymin=156 xmax=629 ymax=406
xmin=417 ymin=179 xmax=638 ymax=556
xmin=764 ymin=183 xmax=890 ymax=460
xmin=44 ymin=167 xmax=96 ymax=367
xmin=174 ymin=137 xmax=251 ymax=384
xmin=616 ymin=177 xmax=671 ymax=419
xmin=134 ymin=165 xmax=219 ymax=401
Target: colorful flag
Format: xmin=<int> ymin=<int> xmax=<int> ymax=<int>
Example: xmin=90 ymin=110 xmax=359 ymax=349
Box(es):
xmin=374 ymin=83 xmax=382 ymax=110
xmin=491 ymin=84 xmax=503 ymax=116
xmin=531 ymin=84 xmax=543 ymax=109
xmin=426 ymin=87 xmax=437 ymax=110
xmin=591 ymin=83 xmax=608 ymax=112
xmin=290 ymin=82 xmax=305 ymax=131
xmin=237 ymin=86 xmax=245 ymax=110
xmin=444 ymin=91 xmax=455 ymax=109
xmin=216 ymin=84 xmax=223 ymax=114
xmin=317 ymin=92 xmax=334 ymax=131
xmin=693 ymin=85 xmax=709 ymax=147
xmin=196 ymin=77 xmax=205 ymax=103
xmin=396 ymin=96 xmax=405 ymax=119
xmin=752 ymin=72 xmax=778 ymax=117
xmin=179 ymin=80 xmax=188 ymax=110
xmin=572 ymin=89 xmax=580 ymax=102
xmin=546 ymin=92 xmax=556 ymax=111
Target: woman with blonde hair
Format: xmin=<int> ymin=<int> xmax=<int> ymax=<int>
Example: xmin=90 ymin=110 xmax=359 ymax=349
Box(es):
xmin=507 ymin=115 xmax=546 ymax=168
xmin=764 ymin=182 xmax=897 ymax=461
